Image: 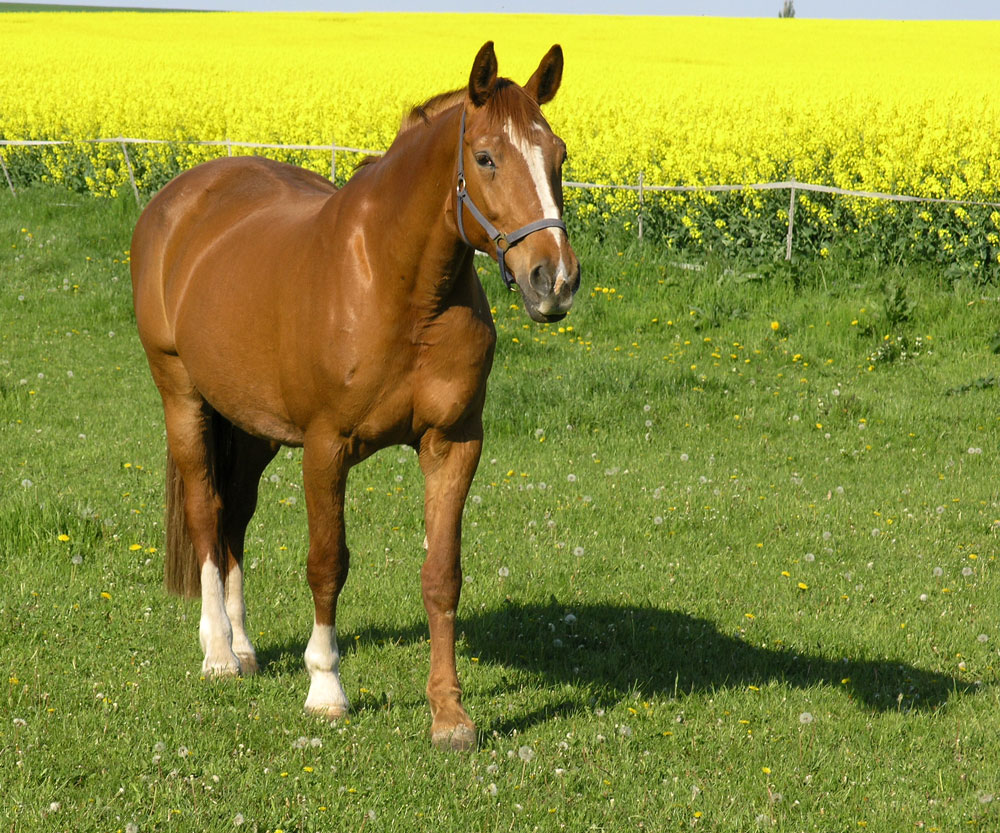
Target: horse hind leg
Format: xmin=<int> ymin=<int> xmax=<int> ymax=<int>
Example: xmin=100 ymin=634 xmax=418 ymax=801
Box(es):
xmin=218 ymin=423 xmax=279 ymax=675
xmin=159 ymin=383 xmax=241 ymax=677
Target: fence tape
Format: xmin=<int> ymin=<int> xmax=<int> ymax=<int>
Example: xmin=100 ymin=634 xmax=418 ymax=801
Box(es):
xmin=3 ymin=137 xmax=1000 ymax=209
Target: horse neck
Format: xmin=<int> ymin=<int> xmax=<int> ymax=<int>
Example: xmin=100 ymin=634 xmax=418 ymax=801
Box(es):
xmin=360 ymin=108 xmax=470 ymax=301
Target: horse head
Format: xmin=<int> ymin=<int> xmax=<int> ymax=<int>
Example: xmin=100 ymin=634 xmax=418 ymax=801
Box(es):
xmin=457 ymin=42 xmax=581 ymax=323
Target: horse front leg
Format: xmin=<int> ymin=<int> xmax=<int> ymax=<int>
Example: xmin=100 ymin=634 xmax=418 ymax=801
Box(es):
xmin=301 ymin=436 xmax=352 ymax=720
xmin=419 ymin=423 xmax=482 ymax=751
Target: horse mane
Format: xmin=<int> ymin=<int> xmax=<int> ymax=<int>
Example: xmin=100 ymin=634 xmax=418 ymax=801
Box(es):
xmin=354 ymin=79 xmax=540 ymax=172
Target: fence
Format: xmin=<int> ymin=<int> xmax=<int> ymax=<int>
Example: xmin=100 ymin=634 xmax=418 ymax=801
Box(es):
xmin=4 ymin=136 xmax=1000 ymax=260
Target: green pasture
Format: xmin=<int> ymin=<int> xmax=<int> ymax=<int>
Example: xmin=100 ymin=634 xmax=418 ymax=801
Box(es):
xmin=2 ymin=184 xmax=999 ymax=832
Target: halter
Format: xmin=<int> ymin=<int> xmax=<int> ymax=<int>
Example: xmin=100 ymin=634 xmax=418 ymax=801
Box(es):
xmin=455 ymin=111 xmax=567 ymax=290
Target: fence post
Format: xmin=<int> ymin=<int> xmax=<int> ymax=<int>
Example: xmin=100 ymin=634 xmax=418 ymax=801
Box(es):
xmin=638 ymin=171 xmax=644 ymax=241
xmin=119 ymin=139 xmax=140 ymax=205
xmin=785 ymin=178 xmax=796 ymax=261
xmin=0 ymin=150 xmax=15 ymax=197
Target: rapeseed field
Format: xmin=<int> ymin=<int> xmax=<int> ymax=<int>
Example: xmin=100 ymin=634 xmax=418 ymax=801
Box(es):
xmin=2 ymin=12 xmax=999 ymax=269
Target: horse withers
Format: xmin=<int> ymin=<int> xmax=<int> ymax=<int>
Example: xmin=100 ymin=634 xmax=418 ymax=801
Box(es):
xmin=130 ymin=42 xmax=580 ymax=750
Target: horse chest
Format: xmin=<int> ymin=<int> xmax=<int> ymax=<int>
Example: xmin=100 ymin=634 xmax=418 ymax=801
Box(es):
xmin=411 ymin=318 xmax=496 ymax=432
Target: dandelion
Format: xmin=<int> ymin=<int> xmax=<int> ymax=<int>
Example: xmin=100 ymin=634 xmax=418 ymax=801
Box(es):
xmin=234 ymin=813 xmax=245 ymax=826
xmin=57 ymin=534 xmax=70 ymax=542
xmin=518 ymin=745 xmax=535 ymax=762
xmin=567 ymin=473 xmax=576 ymax=483
xmin=177 ymin=746 xmax=189 ymax=758
xmin=962 ymin=567 xmax=973 ymax=577
xmin=71 ymin=554 xmax=83 ymax=565
xmin=498 ymin=566 xmax=509 ymax=578
xmin=573 ymin=546 xmax=584 ymax=557
xmin=486 ymin=783 xmax=498 ymax=797
xmin=978 ymin=634 xmax=989 ymax=643
xmin=564 ymin=613 xmax=577 ymax=625
xmin=804 ymin=552 xmax=815 ymax=562
xmin=932 ymin=567 xmax=943 ymax=577
xmin=798 ymin=712 xmax=814 ymax=724
xmin=653 ymin=516 xmax=663 ymax=525
xmin=680 ymin=453 xmax=689 ymax=462
xmin=125 ymin=824 xmax=138 ymax=833
xmin=13 ymin=718 xmax=26 ymax=728
xmin=771 ymin=321 xmax=780 ymax=331
xmin=21 ymin=479 xmax=33 ymax=488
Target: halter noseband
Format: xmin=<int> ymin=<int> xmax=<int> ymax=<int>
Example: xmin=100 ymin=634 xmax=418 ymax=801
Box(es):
xmin=455 ymin=111 xmax=567 ymax=290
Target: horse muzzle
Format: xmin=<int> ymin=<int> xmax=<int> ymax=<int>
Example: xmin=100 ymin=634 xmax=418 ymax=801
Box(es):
xmin=516 ymin=254 xmax=581 ymax=323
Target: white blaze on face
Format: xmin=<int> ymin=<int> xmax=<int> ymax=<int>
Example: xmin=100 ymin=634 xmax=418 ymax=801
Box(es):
xmin=505 ymin=119 xmax=570 ymax=290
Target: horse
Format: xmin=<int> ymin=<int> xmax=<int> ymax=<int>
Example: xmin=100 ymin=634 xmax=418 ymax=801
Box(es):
xmin=130 ymin=41 xmax=580 ymax=751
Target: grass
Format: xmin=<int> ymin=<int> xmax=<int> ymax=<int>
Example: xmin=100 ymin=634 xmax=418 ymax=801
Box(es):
xmin=2 ymin=182 xmax=999 ymax=832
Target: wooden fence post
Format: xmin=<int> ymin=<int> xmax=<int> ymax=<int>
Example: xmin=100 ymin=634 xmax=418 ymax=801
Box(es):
xmin=638 ymin=171 xmax=644 ymax=241
xmin=119 ymin=139 xmax=140 ymax=205
xmin=0 ymin=150 xmax=15 ymax=197
xmin=785 ymin=179 xmax=796 ymax=260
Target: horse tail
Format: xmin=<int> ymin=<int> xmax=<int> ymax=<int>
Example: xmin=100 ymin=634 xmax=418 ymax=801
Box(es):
xmin=164 ymin=410 xmax=236 ymax=599
xmin=164 ymin=447 xmax=199 ymax=598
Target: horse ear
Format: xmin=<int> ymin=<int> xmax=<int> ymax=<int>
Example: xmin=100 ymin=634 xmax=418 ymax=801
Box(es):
xmin=469 ymin=41 xmax=498 ymax=107
xmin=524 ymin=44 xmax=563 ymax=105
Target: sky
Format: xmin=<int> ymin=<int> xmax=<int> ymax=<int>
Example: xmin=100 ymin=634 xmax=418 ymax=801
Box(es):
xmin=17 ymin=0 xmax=1000 ymax=18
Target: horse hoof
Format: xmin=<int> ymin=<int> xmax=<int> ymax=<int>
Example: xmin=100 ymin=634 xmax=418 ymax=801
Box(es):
xmin=431 ymin=723 xmax=477 ymax=752
xmin=202 ymin=663 xmax=241 ymax=679
xmin=305 ymin=704 xmax=349 ymax=722
xmin=235 ymin=653 xmax=259 ymax=675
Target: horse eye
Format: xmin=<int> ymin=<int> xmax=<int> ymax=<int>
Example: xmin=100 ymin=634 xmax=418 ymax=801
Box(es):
xmin=475 ymin=152 xmax=495 ymax=169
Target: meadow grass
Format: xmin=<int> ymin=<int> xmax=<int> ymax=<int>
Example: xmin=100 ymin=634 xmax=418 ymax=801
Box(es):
xmin=2 ymin=183 xmax=999 ymax=832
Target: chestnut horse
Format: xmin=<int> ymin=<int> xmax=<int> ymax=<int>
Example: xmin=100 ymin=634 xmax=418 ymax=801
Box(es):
xmin=130 ymin=42 xmax=580 ymax=750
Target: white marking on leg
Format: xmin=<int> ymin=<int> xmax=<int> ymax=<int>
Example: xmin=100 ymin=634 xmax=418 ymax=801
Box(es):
xmin=199 ymin=560 xmax=240 ymax=676
xmin=224 ymin=560 xmax=257 ymax=674
xmin=304 ymin=622 xmax=350 ymax=719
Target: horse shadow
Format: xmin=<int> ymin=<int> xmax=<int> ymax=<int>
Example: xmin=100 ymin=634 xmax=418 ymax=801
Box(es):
xmin=261 ymin=598 xmax=976 ymax=731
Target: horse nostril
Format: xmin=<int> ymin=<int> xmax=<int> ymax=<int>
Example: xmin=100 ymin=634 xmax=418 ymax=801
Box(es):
xmin=529 ymin=264 xmax=551 ymax=295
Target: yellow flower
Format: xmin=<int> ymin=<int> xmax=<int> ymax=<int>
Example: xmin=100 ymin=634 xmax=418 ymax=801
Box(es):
xmin=57 ymin=534 xmax=70 ymax=542
xmin=770 ymin=321 xmax=780 ymax=331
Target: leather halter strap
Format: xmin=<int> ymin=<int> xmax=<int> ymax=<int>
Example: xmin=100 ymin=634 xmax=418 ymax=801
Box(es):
xmin=455 ymin=110 xmax=567 ymax=289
